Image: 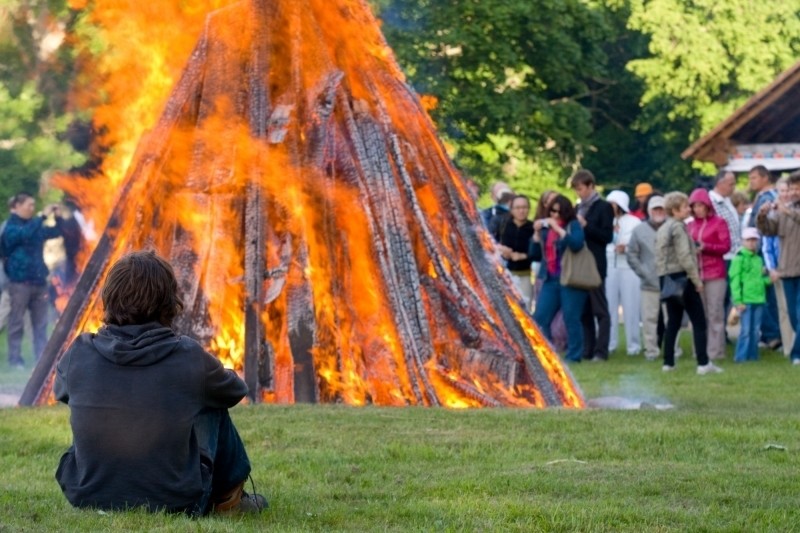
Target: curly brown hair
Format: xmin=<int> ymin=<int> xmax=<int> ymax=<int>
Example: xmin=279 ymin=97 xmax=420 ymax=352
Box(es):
xmin=101 ymin=251 xmax=184 ymax=327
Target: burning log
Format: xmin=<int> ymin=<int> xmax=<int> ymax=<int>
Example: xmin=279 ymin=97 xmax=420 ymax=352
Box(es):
xmin=21 ymin=0 xmax=583 ymax=408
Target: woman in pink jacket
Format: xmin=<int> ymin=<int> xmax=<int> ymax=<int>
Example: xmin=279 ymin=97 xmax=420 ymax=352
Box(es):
xmin=687 ymin=188 xmax=731 ymax=360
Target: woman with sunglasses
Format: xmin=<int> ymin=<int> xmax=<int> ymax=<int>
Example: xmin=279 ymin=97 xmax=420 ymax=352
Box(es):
xmin=530 ymin=194 xmax=588 ymax=363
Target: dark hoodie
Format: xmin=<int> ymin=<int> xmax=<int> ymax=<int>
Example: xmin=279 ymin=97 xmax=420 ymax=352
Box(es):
xmin=54 ymin=323 xmax=248 ymax=513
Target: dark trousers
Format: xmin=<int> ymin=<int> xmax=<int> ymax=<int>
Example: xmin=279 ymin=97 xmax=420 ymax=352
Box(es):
xmin=192 ymin=408 xmax=252 ymax=516
xmin=7 ymin=282 xmax=50 ymax=365
xmin=760 ymin=285 xmax=781 ymax=343
xmin=662 ymin=276 xmax=709 ymax=368
xmin=581 ymin=281 xmax=611 ymax=360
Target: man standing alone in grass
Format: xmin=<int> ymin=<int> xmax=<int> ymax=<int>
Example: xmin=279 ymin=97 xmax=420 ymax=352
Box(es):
xmin=54 ymin=251 xmax=266 ymax=516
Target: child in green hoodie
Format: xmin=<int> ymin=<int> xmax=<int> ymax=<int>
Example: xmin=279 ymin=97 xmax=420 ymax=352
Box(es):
xmin=729 ymin=228 xmax=771 ymax=362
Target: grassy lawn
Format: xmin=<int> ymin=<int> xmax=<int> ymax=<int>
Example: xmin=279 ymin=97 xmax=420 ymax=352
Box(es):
xmin=1 ymin=330 xmax=799 ymax=531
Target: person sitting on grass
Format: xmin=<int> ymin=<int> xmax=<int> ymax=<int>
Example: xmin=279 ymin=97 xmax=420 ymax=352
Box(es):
xmin=729 ymin=228 xmax=771 ymax=363
xmin=54 ymin=251 xmax=266 ymax=516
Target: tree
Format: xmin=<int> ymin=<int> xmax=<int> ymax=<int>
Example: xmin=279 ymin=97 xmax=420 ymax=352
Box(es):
xmin=0 ymin=0 xmax=85 ymax=207
xmin=374 ymin=0 xmax=616 ymax=203
xmin=625 ymin=0 xmax=800 ymax=180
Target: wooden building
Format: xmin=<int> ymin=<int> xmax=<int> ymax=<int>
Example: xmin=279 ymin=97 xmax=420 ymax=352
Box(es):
xmin=682 ymin=60 xmax=800 ymax=172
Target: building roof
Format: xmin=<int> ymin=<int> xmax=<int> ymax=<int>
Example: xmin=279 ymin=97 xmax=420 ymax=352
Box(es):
xmin=682 ymin=60 xmax=800 ymax=166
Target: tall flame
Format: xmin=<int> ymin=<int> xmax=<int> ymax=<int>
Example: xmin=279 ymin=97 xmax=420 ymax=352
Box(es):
xmin=47 ymin=0 xmax=584 ymax=409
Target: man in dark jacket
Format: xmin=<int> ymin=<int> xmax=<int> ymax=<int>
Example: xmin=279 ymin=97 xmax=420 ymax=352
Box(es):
xmin=571 ymin=170 xmax=614 ymax=361
xmin=55 ymin=251 xmax=266 ymax=516
xmin=1 ymin=193 xmax=63 ymax=367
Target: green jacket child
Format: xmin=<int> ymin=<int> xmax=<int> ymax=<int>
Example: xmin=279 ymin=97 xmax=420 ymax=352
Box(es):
xmin=729 ymin=247 xmax=770 ymax=306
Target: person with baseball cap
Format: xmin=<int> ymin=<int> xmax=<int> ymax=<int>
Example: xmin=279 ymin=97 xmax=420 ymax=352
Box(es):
xmin=729 ymin=227 xmax=771 ymax=362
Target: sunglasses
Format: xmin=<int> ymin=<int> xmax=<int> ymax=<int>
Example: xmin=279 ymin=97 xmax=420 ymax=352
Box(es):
xmin=549 ymin=207 xmax=560 ymax=213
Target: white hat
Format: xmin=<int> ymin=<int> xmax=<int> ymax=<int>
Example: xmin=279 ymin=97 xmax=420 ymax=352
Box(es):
xmin=606 ymin=190 xmax=630 ymax=213
xmin=647 ymin=195 xmax=665 ymax=212
xmin=742 ymin=227 xmax=759 ymax=240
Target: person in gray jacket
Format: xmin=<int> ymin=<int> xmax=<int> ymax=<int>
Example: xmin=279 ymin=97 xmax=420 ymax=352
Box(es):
xmin=627 ymin=195 xmax=666 ymax=360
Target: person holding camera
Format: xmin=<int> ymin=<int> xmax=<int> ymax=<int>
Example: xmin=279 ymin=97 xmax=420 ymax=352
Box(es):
xmin=757 ymin=172 xmax=800 ymax=364
xmin=530 ymin=194 xmax=588 ymax=363
xmin=0 ymin=193 xmax=63 ymax=367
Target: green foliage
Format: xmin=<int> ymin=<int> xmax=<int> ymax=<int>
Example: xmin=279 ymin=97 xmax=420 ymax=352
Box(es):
xmin=376 ymin=0 xmax=614 ymax=202
xmin=0 ymin=0 xmax=85 ymax=208
xmin=626 ymin=0 xmax=800 ymax=180
xmin=375 ymin=0 xmax=800 ymax=200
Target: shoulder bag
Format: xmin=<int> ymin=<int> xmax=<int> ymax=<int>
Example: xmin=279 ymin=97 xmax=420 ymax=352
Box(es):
xmin=560 ymin=241 xmax=602 ymax=290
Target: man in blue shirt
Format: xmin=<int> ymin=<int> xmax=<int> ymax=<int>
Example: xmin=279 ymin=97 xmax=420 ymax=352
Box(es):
xmin=1 ymin=193 xmax=63 ymax=367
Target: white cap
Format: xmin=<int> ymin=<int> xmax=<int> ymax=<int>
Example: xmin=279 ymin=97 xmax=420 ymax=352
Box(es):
xmin=742 ymin=227 xmax=759 ymax=240
xmin=606 ymin=190 xmax=630 ymax=213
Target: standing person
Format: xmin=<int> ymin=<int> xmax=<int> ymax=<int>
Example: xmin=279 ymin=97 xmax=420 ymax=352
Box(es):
xmin=495 ymin=195 xmax=534 ymax=307
xmin=571 ymin=170 xmax=614 ymax=361
xmin=687 ymin=188 xmax=731 ymax=361
xmin=757 ymin=172 xmax=800 ymax=364
xmin=763 ymin=178 xmax=793 ymax=357
xmin=748 ymin=165 xmax=782 ymax=349
xmin=0 ymin=193 xmax=63 ymax=368
xmin=605 ymin=190 xmax=642 ymax=356
xmin=709 ymin=170 xmax=741 ymax=260
xmin=531 ymin=190 xmax=567 ymax=350
xmin=729 ymin=228 xmax=771 ymax=362
xmin=709 ymin=170 xmax=741 ymax=345
xmin=531 ymin=194 xmax=588 ymax=363
xmin=656 ymin=192 xmax=723 ymax=374
xmin=630 ymin=182 xmax=653 ymax=220
xmin=481 ymin=181 xmax=513 ymax=228
xmin=54 ymin=251 xmax=266 ymax=515
xmin=627 ymin=195 xmax=666 ymax=361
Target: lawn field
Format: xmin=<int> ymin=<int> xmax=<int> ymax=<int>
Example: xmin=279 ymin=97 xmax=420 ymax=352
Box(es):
xmin=1 ymin=332 xmax=799 ymax=531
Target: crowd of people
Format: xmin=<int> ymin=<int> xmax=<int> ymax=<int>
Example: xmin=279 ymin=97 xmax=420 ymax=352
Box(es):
xmin=485 ymin=166 xmax=800 ymax=372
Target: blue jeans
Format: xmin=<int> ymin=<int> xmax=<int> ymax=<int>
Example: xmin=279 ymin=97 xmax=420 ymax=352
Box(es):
xmin=533 ymin=276 xmax=588 ymax=362
xmin=782 ymin=277 xmax=800 ymax=361
xmin=760 ymin=285 xmax=781 ymax=343
xmin=192 ymin=408 xmax=252 ymax=516
xmin=735 ymin=304 xmax=763 ymax=362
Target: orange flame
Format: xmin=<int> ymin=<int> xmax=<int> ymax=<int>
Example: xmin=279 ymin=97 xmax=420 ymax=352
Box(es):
xmin=50 ymin=0 xmax=584 ymax=409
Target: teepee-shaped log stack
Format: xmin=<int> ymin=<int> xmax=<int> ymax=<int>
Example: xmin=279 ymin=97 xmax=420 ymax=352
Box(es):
xmin=21 ymin=0 xmax=583 ymax=408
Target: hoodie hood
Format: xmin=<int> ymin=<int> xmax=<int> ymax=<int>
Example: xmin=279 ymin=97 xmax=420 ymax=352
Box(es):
xmin=92 ymin=322 xmax=180 ymax=366
xmin=688 ymin=188 xmax=713 ymax=210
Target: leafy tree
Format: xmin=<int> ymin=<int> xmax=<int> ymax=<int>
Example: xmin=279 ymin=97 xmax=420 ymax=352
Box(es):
xmin=625 ymin=0 xmax=800 ymax=180
xmin=374 ymin=0 xmax=616 ymax=204
xmin=0 ymin=0 xmax=85 ymax=208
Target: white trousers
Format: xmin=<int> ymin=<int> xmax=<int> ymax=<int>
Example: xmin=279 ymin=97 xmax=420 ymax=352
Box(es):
xmin=606 ymin=266 xmax=641 ymax=354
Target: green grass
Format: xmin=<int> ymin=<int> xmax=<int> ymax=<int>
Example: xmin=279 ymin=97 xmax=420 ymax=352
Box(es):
xmin=2 ymin=331 xmax=800 ymax=531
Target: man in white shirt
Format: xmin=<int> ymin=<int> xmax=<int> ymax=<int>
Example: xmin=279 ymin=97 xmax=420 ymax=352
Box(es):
xmin=708 ymin=170 xmax=741 ymax=261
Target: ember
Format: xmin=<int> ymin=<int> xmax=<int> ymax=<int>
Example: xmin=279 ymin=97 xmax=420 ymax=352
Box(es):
xmin=21 ymin=0 xmax=583 ymax=408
